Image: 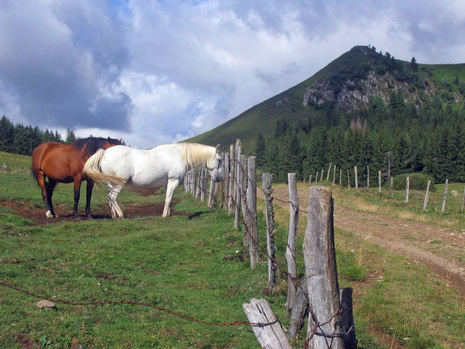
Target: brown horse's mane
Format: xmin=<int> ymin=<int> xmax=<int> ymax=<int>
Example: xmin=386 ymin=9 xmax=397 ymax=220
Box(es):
xmin=72 ymin=137 xmax=122 ymax=157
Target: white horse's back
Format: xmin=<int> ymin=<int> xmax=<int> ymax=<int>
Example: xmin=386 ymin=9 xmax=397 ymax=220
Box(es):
xmin=100 ymin=144 xmax=185 ymax=187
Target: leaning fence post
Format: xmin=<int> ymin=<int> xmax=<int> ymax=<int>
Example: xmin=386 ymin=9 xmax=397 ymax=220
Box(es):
xmin=441 ymin=179 xmax=448 ymax=213
xmin=303 ymin=186 xmax=344 ymax=348
xmin=288 ymin=276 xmax=309 ymax=340
xmin=423 ymin=180 xmax=431 ymax=211
xmin=262 ymin=173 xmax=276 ymax=293
xmin=242 ymin=298 xmax=291 ymax=349
xmin=286 ymin=173 xmax=299 ymax=317
xmin=247 ymin=156 xmax=259 ymax=269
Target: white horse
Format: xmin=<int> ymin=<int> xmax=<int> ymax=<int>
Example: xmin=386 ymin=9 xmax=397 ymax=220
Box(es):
xmin=83 ymin=143 xmax=223 ymax=218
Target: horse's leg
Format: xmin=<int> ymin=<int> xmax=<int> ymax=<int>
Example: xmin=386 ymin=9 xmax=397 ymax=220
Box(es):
xmin=85 ymin=179 xmax=94 ymax=218
xmin=46 ymin=179 xmax=57 ymax=218
xmin=73 ymin=175 xmax=82 ymax=217
xmin=107 ymin=183 xmax=124 ymax=218
xmin=163 ymin=178 xmax=179 ymax=217
xmin=36 ymin=171 xmax=54 ymax=218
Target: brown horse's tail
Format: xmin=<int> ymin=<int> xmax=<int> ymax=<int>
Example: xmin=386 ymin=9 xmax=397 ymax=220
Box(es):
xmin=83 ymin=149 xmax=126 ymax=186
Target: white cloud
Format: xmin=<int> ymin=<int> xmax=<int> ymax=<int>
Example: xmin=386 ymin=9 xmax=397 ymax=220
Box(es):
xmin=2 ymin=0 xmax=465 ymax=148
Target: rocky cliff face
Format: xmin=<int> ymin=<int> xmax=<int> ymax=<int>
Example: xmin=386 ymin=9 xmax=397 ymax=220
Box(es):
xmin=302 ymin=71 xmax=413 ymax=113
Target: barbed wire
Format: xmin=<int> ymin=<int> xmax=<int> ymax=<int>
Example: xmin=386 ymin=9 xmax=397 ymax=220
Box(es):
xmin=0 ymin=158 xmax=348 ymax=348
xmin=186 ymin=157 xmax=353 ymax=348
xmin=0 ymin=280 xmax=279 ymax=328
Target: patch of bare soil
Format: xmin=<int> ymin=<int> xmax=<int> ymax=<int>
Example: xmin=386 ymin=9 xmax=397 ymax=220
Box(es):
xmin=268 ymin=186 xmax=465 ymax=298
xmin=0 ymin=196 xmax=188 ymax=226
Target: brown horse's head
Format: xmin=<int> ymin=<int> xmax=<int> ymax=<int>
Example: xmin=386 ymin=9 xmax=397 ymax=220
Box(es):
xmin=102 ymin=137 xmax=124 ymax=150
xmin=74 ymin=137 xmax=124 ymax=157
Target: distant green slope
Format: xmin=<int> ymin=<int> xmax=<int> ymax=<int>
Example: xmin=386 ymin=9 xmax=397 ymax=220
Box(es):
xmin=187 ymin=45 xmax=465 ymax=153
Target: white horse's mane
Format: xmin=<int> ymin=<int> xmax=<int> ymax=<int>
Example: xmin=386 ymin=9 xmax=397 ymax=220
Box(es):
xmin=176 ymin=143 xmax=217 ymax=169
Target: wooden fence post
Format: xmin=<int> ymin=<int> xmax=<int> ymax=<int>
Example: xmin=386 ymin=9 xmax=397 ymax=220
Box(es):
xmin=247 ymin=156 xmax=259 ymax=269
xmin=228 ymin=144 xmax=235 ymax=215
xmin=347 ymin=170 xmax=351 ymax=189
xmin=191 ymin=168 xmax=196 ymax=196
xmin=405 ymin=176 xmax=410 ymax=203
xmin=390 ymin=177 xmax=394 ymax=199
xmin=366 ymin=166 xmax=370 ymax=189
xmin=286 ymin=173 xmax=299 ymax=317
xmin=332 ymin=165 xmax=336 ymax=184
xmin=184 ymin=170 xmax=190 ymax=192
xmin=354 ymin=166 xmax=358 ymax=189
xmin=315 ymin=171 xmax=318 ymax=184
xmin=327 ymin=162 xmax=332 ymax=181
xmin=309 ymin=174 xmax=312 ymax=184
xmin=441 ymin=179 xmax=448 ymax=213
xmin=234 ymin=140 xmax=242 ymax=230
xmin=423 ymin=180 xmax=431 ymax=211
xmin=340 ymin=288 xmax=357 ymax=349
xmin=262 ymin=173 xmax=276 ymax=293
xmin=339 ymin=169 xmax=342 ymax=186
xmin=223 ymin=153 xmax=229 ymax=210
xmin=320 ymin=169 xmax=324 ymax=182
xmin=195 ymin=169 xmax=202 ymax=199
xmin=462 ymin=186 xmax=465 ymax=213
xmin=242 ymin=299 xmax=291 ymax=349
xmin=288 ymin=277 xmax=309 ymax=340
xmin=202 ymin=168 xmax=208 ymax=202
xmin=240 ymin=155 xmax=248 ymax=241
xmin=303 ymin=186 xmax=344 ymax=348
xmin=378 ymin=171 xmax=382 ymax=195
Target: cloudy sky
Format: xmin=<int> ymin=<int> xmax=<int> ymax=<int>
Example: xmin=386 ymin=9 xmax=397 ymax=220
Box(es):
xmin=1 ymin=0 xmax=465 ymax=148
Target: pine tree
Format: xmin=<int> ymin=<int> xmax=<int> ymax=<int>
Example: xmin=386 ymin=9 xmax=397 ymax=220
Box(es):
xmin=0 ymin=116 xmax=14 ymax=152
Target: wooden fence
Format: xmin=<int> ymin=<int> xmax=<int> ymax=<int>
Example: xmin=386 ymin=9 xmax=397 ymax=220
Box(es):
xmin=309 ymin=163 xmax=465 ymax=214
xmin=184 ymin=140 xmax=357 ymax=348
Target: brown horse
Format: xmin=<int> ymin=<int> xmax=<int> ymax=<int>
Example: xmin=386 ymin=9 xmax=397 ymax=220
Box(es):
xmin=31 ymin=137 xmax=123 ymax=218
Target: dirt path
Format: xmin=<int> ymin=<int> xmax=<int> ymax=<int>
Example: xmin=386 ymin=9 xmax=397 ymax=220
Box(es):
xmin=266 ymin=186 xmax=465 ymax=298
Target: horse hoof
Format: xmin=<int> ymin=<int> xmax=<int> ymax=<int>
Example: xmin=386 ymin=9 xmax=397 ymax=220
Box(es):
xmin=46 ymin=211 xmax=57 ymax=218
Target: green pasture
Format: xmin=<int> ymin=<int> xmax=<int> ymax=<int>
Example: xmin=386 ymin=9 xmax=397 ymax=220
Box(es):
xmin=1 ymin=151 xmax=464 ymax=348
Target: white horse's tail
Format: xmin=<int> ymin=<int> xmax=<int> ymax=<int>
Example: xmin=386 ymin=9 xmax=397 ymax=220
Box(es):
xmin=83 ymin=149 xmax=127 ymax=186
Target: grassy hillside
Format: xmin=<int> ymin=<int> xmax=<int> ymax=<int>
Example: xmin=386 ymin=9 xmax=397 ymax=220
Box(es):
xmin=187 ymin=46 xmax=465 ymax=154
xmin=1 ymin=152 xmax=464 ymax=348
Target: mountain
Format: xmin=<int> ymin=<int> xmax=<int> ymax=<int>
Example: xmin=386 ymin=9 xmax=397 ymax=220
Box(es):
xmin=187 ymin=45 xmax=465 ymax=153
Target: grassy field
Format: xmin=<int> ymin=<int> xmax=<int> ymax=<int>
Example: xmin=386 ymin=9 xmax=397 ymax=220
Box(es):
xmin=1 ymin=151 xmax=464 ymax=348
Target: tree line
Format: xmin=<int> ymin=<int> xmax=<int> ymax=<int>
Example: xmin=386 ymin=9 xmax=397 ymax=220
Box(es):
xmin=0 ymin=115 xmax=76 ymax=156
xmin=256 ymin=93 xmax=465 ymax=184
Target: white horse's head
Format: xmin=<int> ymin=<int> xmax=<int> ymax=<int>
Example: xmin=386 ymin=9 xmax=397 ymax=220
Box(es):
xmin=207 ymin=145 xmax=223 ymax=182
